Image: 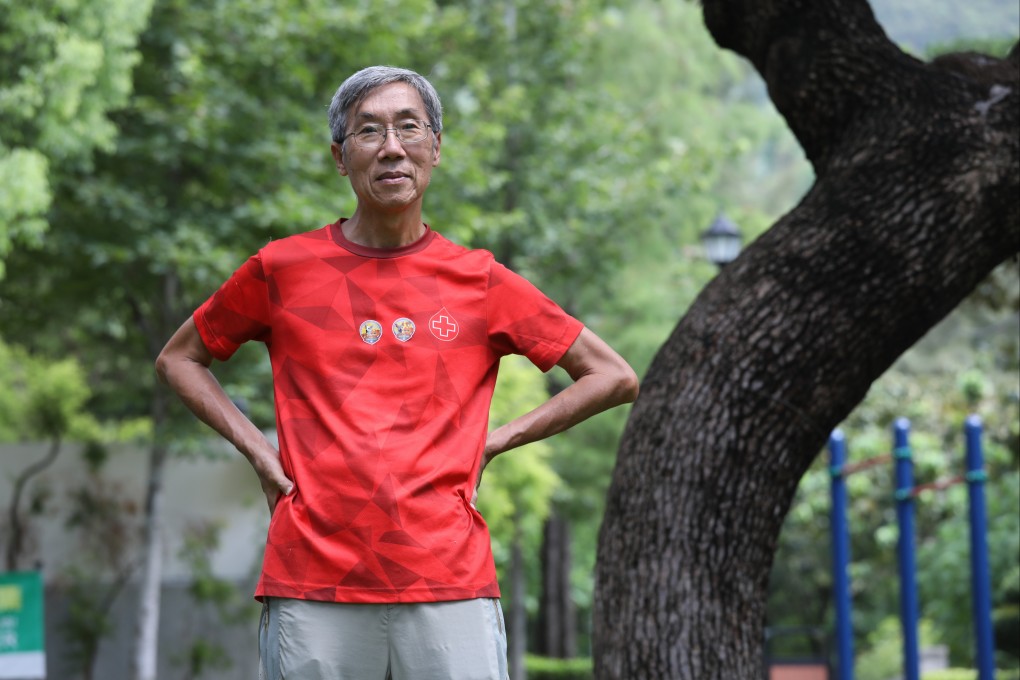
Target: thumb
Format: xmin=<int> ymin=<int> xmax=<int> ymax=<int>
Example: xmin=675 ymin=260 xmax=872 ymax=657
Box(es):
xmin=262 ymin=469 xmax=294 ymax=497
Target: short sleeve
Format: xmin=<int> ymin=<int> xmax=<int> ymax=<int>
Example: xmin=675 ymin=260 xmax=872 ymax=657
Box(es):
xmin=487 ymin=262 xmax=583 ymax=372
xmin=193 ymin=252 xmax=272 ymax=361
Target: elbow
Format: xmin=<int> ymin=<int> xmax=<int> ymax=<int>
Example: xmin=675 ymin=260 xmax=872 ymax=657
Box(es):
xmin=617 ymin=366 xmax=640 ymax=405
xmin=154 ymin=351 xmax=170 ymax=386
xmin=154 ymin=344 xmax=180 ymax=386
xmin=598 ymin=361 xmax=639 ymax=407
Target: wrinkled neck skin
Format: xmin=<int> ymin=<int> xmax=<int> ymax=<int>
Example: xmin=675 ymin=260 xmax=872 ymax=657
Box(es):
xmin=340 ymin=203 xmax=426 ymax=249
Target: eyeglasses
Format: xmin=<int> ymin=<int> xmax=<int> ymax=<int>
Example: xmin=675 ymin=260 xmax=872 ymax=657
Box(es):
xmin=343 ymin=120 xmax=433 ymax=149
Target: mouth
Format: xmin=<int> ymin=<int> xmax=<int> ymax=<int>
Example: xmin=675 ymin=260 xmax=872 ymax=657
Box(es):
xmin=376 ymin=171 xmax=409 ymax=183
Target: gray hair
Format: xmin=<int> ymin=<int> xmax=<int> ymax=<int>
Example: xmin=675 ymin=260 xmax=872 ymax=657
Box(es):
xmin=328 ymin=66 xmax=443 ymax=145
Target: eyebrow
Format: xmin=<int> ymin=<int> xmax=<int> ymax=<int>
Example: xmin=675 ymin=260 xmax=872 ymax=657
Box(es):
xmin=355 ymin=108 xmax=422 ymax=120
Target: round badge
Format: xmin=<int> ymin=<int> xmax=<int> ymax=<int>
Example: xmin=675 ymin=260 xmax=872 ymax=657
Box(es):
xmin=392 ymin=317 xmax=416 ymax=342
xmin=359 ymin=320 xmax=383 ymax=345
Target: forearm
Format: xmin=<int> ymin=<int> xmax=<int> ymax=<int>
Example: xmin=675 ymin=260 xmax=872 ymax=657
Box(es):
xmin=154 ymin=317 xmax=278 ymax=465
xmin=486 ymin=371 xmax=634 ymax=458
xmin=156 ymin=319 xmax=293 ymax=511
xmin=485 ymin=326 xmax=640 ymax=461
xmin=156 ymin=355 xmax=272 ymax=461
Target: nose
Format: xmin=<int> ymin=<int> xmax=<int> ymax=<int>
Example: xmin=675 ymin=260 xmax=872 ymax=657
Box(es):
xmin=378 ymin=129 xmax=406 ymax=157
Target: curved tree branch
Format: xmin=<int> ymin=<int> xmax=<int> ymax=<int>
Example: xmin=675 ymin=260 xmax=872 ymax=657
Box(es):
xmin=594 ymin=1 xmax=1018 ymax=677
xmin=6 ymin=438 xmax=61 ymax=571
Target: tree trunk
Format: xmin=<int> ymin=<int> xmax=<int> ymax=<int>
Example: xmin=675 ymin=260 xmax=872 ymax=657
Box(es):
xmin=131 ymin=393 xmax=168 ymax=680
xmin=130 ymin=272 xmax=180 ymax=680
xmin=509 ymin=514 xmax=527 ymax=680
xmin=593 ymin=1 xmax=1019 ymax=678
xmin=537 ymin=513 xmax=577 ymax=658
xmin=5 ymin=438 xmax=60 ymax=571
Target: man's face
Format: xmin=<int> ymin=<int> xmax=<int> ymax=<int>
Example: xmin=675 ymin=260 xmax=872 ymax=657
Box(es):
xmin=330 ymin=82 xmax=441 ymax=215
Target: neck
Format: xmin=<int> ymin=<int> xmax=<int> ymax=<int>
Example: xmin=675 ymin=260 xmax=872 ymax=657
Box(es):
xmin=342 ymin=207 xmax=426 ymax=249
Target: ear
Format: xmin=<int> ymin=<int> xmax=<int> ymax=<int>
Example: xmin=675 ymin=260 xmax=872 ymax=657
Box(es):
xmin=431 ymin=131 xmax=441 ymax=167
xmin=330 ymin=142 xmax=348 ymax=176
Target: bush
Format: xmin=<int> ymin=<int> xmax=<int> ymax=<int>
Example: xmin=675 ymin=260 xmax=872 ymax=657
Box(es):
xmin=525 ymin=655 xmax=594 ymax=680
xmin=923 ymin=670 xmax=1020 ymax=680
xmin=922 ymin=671 xmax=976 ymax=680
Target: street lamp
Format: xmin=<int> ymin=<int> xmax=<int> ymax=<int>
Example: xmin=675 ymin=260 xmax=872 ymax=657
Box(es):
xmin=700 ymin=213 xmax=742 ymax=269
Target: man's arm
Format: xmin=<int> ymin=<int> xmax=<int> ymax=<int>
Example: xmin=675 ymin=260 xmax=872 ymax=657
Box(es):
xmin=155 ymin=317 xmax=293 ymax=512
xmin=483 ymin=326 xmax=640 ymax=467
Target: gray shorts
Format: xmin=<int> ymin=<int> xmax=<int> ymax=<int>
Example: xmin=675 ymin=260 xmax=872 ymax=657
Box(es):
xmin=258 ymin=597 xmax=508 ymax=680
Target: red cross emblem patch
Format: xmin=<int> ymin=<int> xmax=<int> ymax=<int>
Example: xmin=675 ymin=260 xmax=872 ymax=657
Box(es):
xmin=429 ymin=307 xmax=459 ymax=341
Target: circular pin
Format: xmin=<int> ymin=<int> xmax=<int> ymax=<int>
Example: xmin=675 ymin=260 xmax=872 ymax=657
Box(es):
xmin=359 ymin=320 xmax=383 ymax=345
xmin=392 ymin=317 xmax=416 ymax=342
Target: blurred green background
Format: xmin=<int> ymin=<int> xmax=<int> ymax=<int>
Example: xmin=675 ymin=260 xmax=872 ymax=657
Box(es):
xmin=1 ymin=0 xmax=1017 ymax=678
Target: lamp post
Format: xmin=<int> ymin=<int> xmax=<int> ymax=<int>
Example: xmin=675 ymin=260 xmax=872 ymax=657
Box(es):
xmin=700 ymin=213 xmax=742 ymax=269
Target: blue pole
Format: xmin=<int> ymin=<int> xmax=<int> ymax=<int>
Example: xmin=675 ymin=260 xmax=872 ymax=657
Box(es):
xmin=965 ymin=415 xmax=995 ymax=680
xmin=894 ymin=418 xmax=920 ymax=680
xmin=830 ymin=430 xmax=854 ymax=680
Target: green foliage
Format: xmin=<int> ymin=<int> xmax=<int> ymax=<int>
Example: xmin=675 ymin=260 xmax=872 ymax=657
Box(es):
xmin=769 ymin=281 xmax=1020 ymax=668
xmin=857 ymin=618 xmax=941 ymax=680
xmin=927 ymin=36 xmax=1018 ymax=59
xmin=173 ymin=521 xmax=257 ymax=678
xmin=2 ymin=0 xmax=1012 ymax=668
xmin=0 ymin=0 xmax=153 ymax=277
xmin=529 ymin=0 xmax=808 ymax=647
xmin=0 ymin=338 xmax=98 ymax=441
xmin=177 ymin=640 xmax=232 ymax=680
xmin=480 ymin=355 xmax=560 ymax=597
xmin=924 ymin=670 xmax=1020 ymax=680
xmin=179 ymin=523 xmax=241 ymax=612
xmin=525 ymin=654 xmax=594 ymax=680
xmin=919 ymin=470 xmax=1020 ymax=665
xmin=59 ymin=565 xmax=118 ymax=679
xmin=57 ymin=450 xmax=137 ymax=678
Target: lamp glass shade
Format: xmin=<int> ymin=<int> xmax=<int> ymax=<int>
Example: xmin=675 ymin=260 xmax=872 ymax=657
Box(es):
xmin=701 ymin=215 xmax=742 ymax=265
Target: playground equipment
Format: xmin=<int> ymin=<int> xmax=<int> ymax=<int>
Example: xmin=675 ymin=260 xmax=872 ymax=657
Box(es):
xmin=828 ymin=415 xmax=995 ymax=680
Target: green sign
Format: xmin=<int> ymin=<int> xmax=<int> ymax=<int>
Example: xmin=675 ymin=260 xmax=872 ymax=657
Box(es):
xmin=0 ymin=571 xmax=46 ymax=679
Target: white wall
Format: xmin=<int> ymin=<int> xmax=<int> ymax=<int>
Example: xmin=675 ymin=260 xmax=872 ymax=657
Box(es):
xmin=1 ymin=440 xmax=269 ymax=582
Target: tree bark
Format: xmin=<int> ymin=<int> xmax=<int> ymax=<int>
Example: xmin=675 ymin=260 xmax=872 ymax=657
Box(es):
xmin=537 ymin=513 xmax=577 ymax=658
xmin=509 ymin=514 xmax=527 ymax=680
xmin=131 ymin=397 xmax=168 ymax=680
xmin=593 ymin=0 xmax=1019 ymax=678
xmin=5 ymin=438 xmax=60 ymax=571
xmin=131 ymin=272 xmax=180 ymax=680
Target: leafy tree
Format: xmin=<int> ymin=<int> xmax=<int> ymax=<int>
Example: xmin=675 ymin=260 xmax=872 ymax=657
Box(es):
xmin=767 ymin=304 xmax=1020 ymax=668
xmin=173 ymin=521 xmax=258 ymax=680
xmin=0 ymin=1 xmax=613 ymax=675
xmin=518 ymin=0 xmax=805 ymax=655
xmin=0 ymin=0 xmax=153 ymax=277
xmin=0 ymin=339 xmax=99 ymax=571
xmin=5 ymin=0 xmax=1012 ymax=677
xmin=592 ymin=0 xmax=1018 ymax=677
xmin=481 ymin=355 xmax=561 ymax=679
xmin=767 ymin=32 xmax=1019 ymax=667
xmin=58 ymin=443 xmax=139 ymax=680
xmin=856 ymin=617 xmax=941 ymax=680
xmin=1 ymin=0 xmax=800 ymax=668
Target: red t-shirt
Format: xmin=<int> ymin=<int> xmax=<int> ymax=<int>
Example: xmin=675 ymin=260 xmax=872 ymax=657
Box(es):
xmin=194 ymin=221 xmax=583 ymax=603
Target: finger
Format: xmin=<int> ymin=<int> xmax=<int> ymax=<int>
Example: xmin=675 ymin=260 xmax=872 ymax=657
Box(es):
xmin=260 ymin=465 xmax=293 ymax=496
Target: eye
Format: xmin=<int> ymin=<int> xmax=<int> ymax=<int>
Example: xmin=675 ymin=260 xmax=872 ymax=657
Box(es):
xmin=399 ymin=120 xmax=424 ymax=131
xmin=356 ymin=124 xmax=383 ymax=137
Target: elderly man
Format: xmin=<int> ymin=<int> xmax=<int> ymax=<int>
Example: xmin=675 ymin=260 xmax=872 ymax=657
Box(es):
xmin=156 ymin=65 xmax=638 ymax=680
